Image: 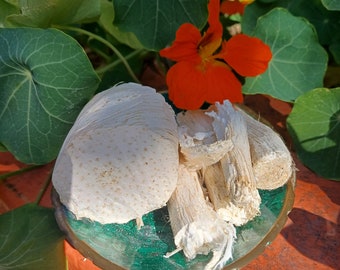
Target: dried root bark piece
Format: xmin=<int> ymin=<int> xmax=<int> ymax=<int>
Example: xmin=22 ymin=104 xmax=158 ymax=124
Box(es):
xmin=204 ymin=101 xmax=261 ymax=226
xmin=237 ymin=108 xmax=293 ymax=190
xmin=177 ymin=110 xmax=233 ymax=170
xmin=166 ymin=164 xmax=236 ymax=270
xmin=52 ymin=83 xmax=179 ymax=225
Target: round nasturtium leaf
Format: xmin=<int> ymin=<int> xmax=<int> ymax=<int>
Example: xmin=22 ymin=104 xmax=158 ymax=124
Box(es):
xmin=287 ymin=88 xmax=340 ymax=180
xmin=0 ymin=0 xmax=19 ymax=27
xmin=0 ymin=204 xmax=65 ymax=270
xmin=242 ymin=8 xmax=328 ymax=102
xmin=329 ymin=33 xmax=340 ymax=64
xmin=0 ymin=28 xmax=100 ymax=164
xmin=243 ymin=0 xmax=340 ymax=46
xmin=112 ymin=0 xmax=208 ymax=51
xmin=98 ymin=0 xmax=143 ymax=50
xmin=5 ymin=0 xmax=101 ymax=28
xmin=321 ymin=0 xmax=340 ymax=10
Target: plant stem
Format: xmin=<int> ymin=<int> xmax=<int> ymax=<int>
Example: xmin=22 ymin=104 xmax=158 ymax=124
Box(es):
xmin=35 ymin=171 xmax=52 ymax=205
xmin=54 ymin=24 xmax=140 ymax=83
xmin=0 ymin=165 xmax=42 ymax=183
xmin=95 ymin=48 xmax=144 ymax=75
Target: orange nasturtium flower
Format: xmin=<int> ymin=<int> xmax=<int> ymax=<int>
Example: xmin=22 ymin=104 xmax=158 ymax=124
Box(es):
xmin=220 ymin=0 xmax=255 ymax=15
xmin=160 ymin=0 xmax=271 ymax=110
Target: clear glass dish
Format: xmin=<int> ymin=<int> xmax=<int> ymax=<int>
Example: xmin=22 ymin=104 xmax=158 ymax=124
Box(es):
xmin=53 ymin=96 xmax=295 ymax=269
xmin=52 ymin=171 xmax=295 ymax=270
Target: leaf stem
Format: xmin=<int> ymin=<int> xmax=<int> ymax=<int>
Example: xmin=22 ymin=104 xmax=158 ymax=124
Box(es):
xmin=54 ymin=25 xmax=140 ymax=83
xmin=95 ymin=48 xmax=144 ymax=75
xmin=35 ymin=171 xmax=52 ymax=205
xmin=0 ymin=165 xmax=42 ymax=183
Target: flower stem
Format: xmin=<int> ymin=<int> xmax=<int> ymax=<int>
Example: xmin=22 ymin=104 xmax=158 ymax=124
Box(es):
xmin=95 ymin=48 xmax=144 ymax=75
xmin=35 ymin=171 xmax=52 ymax=205
xmin=54 ymin=25 xmax=141 ymax=83
xmin=0 ymin=165 xmax=42 ymax=183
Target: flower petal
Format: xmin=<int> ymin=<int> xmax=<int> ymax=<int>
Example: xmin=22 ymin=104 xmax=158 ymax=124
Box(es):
xmin=166 ymin=60 xmax=243 ymax=110
xmin=240 ymin=0 xmax=255 ymax=4
xmin=220 ymin=0 xmax=246 ymax=15
xmin=160 ymin=23 xmax=201 ymax=63
xmin=207 ymin=0 xmax=223 ymax=37
xmin=166 ymin=61 xmax=206 ymax=110
xmin=221 ymin=34 xmax=272 ymax=77
xmin=199 ymin=0 xmax=223 ymax=57
xmin=203 ymin=61 xmax=243 ymax=104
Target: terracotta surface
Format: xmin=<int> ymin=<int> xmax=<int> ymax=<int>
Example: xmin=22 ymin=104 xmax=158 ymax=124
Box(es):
xmin=0 ymin=93 xmax=339 ymax=270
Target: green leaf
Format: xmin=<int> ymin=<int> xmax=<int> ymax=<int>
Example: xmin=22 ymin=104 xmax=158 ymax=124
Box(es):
xmin=0 ymin=204 xmax=66 ymax=270
xmin=242 ymin=0 xmax=340 ymax=46
xmin=96 ymin=50 xmax=145 ymax=93
xmin=0 ymin=0 xmax=19 ymax=27
xmin=329 ymin=33 xmax=340 ymax=64
xmin=242 ymin=8 xmax=328 ymax=102
xmin=287 ymin=88 xmax=340 ymax=180
xmin=287 ymin=0 xmax=340 ymax=46
xmin=321 ymin=0 xmax=340 ymax=10
xmin=6 ymin=0 xmax=101 ymax=28
xmin=112 ymin=0 xmax=208 ymax=51
xmin=0 ymin=28 xmax=100 ymax=164
xmin=98 ymin=0 xmax=143 ymax=49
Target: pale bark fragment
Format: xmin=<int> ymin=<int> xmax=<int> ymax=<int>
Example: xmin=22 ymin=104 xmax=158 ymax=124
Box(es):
xmin=166 ymin=164 xmax=236 ymax=270
xmin=204 ymin=101 xmax=261 ymax=226
xmin=52 ymin=83 xmax=179 ymax=224
xmin=177 ymin=110 xmax=233 ymax=170
xmin=237 ymin=108 xmax=294 ymax=190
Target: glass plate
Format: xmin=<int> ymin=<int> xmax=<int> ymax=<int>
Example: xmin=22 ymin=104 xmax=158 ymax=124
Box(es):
xmin=52 ymin=171 xmax=295 ymax=270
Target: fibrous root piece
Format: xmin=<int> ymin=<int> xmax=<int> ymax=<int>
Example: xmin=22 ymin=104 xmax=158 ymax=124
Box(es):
xmin=236 ymin=107 xmax=294 ymax=190
xmin=166 ymin=164 xmax=236 ymax=270
xmin=176 ymin=109 xmax=233 ymax=170
xmin=204 ymin=101 xmax=261 ymax=226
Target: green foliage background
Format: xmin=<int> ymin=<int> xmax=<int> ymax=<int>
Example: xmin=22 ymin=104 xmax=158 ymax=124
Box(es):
xmin=0 ymin=0 xmax=339 ymax=268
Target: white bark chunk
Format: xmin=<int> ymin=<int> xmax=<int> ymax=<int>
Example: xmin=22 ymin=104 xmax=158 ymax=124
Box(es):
xmin=52 ymin=83 xmax=179 ymax=224
xmin=177 ymin=110 xmax=233 ymax=170
xmin=205 ymin=101 xmax=261 ymax=226
xmin=166 ymin=164 xmax=236 ymax=270
xmin=237 ymin=108 xmax=293 ymax=190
